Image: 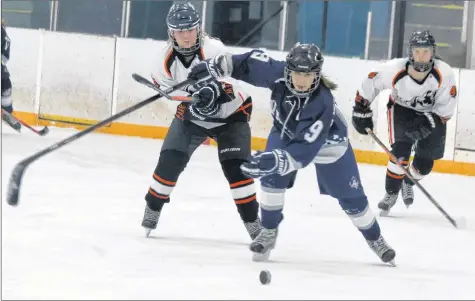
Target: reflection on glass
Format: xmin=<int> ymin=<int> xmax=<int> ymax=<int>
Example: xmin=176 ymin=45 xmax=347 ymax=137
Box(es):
xmin=57 ymin=0 xmax=122 ymax=36
xmin=1 ymin=0 xmax=50 ymax=30
xmin=128 ymin=1 xmax=203 ymax=41
xmin=205 ymin=1 xmax=281 ymax=49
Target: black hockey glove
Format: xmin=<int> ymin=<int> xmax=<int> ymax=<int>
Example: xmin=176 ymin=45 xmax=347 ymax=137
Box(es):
xmin=191 ymin=80 xmax=223 ymax=117
xmin=188 ymin=54 xmax=227 ymax=84
xmin=240 ymin=149 xmax=290 ymax=178
xmin=405 ymin=112 xmax=439 ymax=141
xmin=352 ymin=95 xmax=373 ymax=135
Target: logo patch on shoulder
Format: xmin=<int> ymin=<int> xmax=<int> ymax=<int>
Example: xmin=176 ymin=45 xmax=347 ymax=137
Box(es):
xmin=368 ymin=72 xmax=378 ymax=79
xmin=450 ymin=85 xmax=457 ymax=97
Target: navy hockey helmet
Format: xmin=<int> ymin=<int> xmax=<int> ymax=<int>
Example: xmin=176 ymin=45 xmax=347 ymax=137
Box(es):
xmin=166 ymin=2 xmax=202 ymax=56
xmin=408 ymin=30 xmax=436 ymax=72
xmin=285 ymin=43 xmax=324 ymax=97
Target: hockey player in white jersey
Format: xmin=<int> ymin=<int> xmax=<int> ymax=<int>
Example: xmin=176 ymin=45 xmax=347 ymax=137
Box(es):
xmin=141 ymin=2 xmax=262 ymax=239
xmin=352 ymin=30 xmax=458 ymax=215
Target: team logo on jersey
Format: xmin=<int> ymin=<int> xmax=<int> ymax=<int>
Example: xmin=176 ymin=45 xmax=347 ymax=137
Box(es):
xmin=450 ymin=85 xmax=457 ymax=97
xmin=349 ymin=176 xmax=359 ymax=189
xmin=409 ymin=90 xmax=436 ymax=108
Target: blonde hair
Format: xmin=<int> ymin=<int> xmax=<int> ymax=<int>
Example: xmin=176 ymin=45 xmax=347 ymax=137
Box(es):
xmin=321 ymin=75 xmax=338 ymax=90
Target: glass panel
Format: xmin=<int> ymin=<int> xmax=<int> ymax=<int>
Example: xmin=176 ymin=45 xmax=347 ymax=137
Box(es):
xmin=1 ymin=0 xmax=50 ymax=30
xmin=283 ymin=1 xmax=299 ymax=50
xmin=367 ymin=1 xmax=392 ymax=60
xmin=288 ymin=1 xmax=374 ymax=58
xmin=57 ymin=0 xmax=123 ymax=36
xmin=403 ymin=0 xmax=465 ymax=67
xmin=128 ymin=1 xmax=203 ymax=40
xmin=205 ymin=1 xmax=281 ymax=49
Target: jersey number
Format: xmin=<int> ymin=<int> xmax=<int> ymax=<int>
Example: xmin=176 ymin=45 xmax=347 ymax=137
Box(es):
xmin=304 ymin=120 xmax=323 ymax=143
xmin=250 ymin=51 xmax=270 ymax=62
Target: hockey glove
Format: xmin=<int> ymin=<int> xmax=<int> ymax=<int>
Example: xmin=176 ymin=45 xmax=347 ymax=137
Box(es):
xmin=352 ymin=95 xmax=373 ymax=135
xmin=240 ymin=149 xmax=290 ymax=178
xmin=191 ymin=80 xmax=222 ymax=117
xmin=405 ymin=112 xmax=439 ymax=141
xmin=188 ymin=55 xmax=227 ymax=84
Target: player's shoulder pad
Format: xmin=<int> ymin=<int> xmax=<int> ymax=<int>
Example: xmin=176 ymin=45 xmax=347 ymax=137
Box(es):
xmin=365 ymin=58 xmax=406 ymax=80
xmin=434 ymin=59 xmax=455 ymax=81
xmin=157 ymin=43 xmax=174 ymax=64
xmin=154 ymin=43 xmax=174 ymax=78
xmin=202 ymin=35 xmax=227 ymax=58
xmin=299 ymin=86 xmax=334 ymax=120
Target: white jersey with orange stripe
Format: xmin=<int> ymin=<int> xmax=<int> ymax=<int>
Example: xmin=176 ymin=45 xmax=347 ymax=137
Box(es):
xmin=152 ymin=35 xmax=251 ymax=128
xmin=357 ymin=58 xmax=458 ymax=120
xmin=153 ymin=35 xmax=227 ymax=95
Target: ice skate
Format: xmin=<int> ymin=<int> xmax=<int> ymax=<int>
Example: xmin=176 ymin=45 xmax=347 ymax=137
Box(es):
xmin=250 ymin=227 xmax=278 ymax=261
xmin=1 ymin=109 xmax=21 ymax=132
xmin=378 ymin=193 xmax=398 ymax=216
xmin=141 ymin=205 xmax=161 ymax=237
xmin=244 ymin=218 xmax=263 ymax=240
xmin=401 ymin=179 xmax=414 ymax=208
xmin=367 ymin=235 xmax=396 ymax=266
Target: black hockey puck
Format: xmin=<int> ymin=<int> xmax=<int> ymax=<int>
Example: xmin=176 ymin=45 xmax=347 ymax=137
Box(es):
xmin=259 ymin=270 xmax=271 ymax=285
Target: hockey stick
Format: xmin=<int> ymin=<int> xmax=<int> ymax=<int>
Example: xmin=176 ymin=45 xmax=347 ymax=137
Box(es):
xmin=1 ymin=108 xmax=49 ymax=136
xmin=365 ymin=128 xmax=464 ymax=229
xmin=5 ymin=77 xmax=195 ymax=207
xmin=132 ymin=73 xmax=192 ymax=102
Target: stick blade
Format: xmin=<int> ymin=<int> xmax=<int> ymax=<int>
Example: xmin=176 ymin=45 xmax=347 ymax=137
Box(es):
xmin=132 ymin=73 xmax=147 ymax=84
xmin=6 ymin=163 xmax=27 ymax=207
xmin=39 ymin=126 xmax=49 ymax=136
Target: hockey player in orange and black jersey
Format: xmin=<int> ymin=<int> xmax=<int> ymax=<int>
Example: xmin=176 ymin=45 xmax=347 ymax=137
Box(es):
xmin=140 ymin=2 xmax=262 ymax=240
xmin=352 ymin=30 xmax=458 ymax=215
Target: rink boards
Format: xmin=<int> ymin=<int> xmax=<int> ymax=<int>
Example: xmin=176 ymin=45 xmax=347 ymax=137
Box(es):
xmin=6 ymin=28 xmax=475 ymax=176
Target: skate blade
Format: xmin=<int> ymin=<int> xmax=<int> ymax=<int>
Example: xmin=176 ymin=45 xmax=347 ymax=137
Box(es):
xmin=252 ymin=250 xmax=271 ymax=262
xmin=379 ymin=209 xmax=390 ymax=217
xmin=143 ymin=228 xmax=152 ymax=237
xmin=388 ymin=260 xmax=396 ymax=267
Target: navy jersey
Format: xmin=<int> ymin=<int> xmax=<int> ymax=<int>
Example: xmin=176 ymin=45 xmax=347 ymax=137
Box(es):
xmin=231 ymin=50 xmax=349 ymax=170
xmin=2 ymin=24 xmax=10 ymax=66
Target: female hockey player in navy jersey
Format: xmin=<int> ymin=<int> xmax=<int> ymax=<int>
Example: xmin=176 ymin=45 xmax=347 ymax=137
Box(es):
xmin=188 ymin=43 xmax=396 ymax=265
xmin=1 ymin=20 xmax=21 ymax=131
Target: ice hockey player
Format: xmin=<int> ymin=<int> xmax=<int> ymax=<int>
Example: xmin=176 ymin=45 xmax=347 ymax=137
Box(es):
xmin=1 ymin=20 xmax=21 ymax=131
xmin=351 ymin=30 xmax=458 ymax=215
xmin=188 ymin=42 xmax=396 ymax=265
xmin=140 ymin=2 xmax=262 ymax=240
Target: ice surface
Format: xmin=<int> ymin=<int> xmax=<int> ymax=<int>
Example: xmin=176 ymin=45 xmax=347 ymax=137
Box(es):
xmin=2 ymin=126 xmax=474 ymax=299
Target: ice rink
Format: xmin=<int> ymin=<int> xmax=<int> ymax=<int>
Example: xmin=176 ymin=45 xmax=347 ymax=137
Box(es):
xmin=2 ymin=126 xmax=475 ymax=300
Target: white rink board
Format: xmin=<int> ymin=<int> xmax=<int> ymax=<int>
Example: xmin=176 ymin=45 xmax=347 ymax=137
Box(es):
xmin=5 ymin=27 xmax=475 ymax=162
xmin=6 ymin=28 xmax=42 ymax=113
xmin=39 ymin=31 xmax=115 ymax=121
xmin=456 ymin=69 xmax=475 ymax=150
xmin=115 ymin=37 xmax=176 ymax=127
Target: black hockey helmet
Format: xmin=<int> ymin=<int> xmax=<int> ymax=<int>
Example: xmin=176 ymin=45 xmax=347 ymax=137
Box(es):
xmin=408 ymin=30 xmax=436 ymax=72
xmin=285 ymin=42 xmax=324 ymax=97
xmin=166 ymin=2 xmax=201 ymax=56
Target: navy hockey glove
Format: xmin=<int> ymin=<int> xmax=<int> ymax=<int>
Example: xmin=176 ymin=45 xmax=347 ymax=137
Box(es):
xmin=405 ymin=112 xmax=439 ymax=141
xmin=352 ymin=94 xmax=373 ymax=135
xmin=191 ymin=80 xmax=222 ymax=117
xmin=240 ymin=149 xmax=290 ymax=178
xmin=188 ymin=55 xmax=227 ymax=84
